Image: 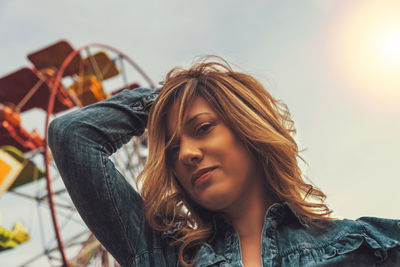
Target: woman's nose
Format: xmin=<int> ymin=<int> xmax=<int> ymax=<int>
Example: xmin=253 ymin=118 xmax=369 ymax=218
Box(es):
xmin=178 ymin=138 xmax=203 ymax=166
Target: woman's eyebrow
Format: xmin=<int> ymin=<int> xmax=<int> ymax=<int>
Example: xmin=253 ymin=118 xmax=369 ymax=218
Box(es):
xmin=185 ymin=112 xmax=212 ymax=125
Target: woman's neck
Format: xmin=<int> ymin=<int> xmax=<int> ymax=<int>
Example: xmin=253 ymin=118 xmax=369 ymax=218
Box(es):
xmin=223 ymin=177 xmax=274 ymax=239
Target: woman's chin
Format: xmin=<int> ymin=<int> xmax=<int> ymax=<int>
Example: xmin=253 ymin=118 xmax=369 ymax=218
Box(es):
xmin=195 ymin=188 xmax=234 ymax=211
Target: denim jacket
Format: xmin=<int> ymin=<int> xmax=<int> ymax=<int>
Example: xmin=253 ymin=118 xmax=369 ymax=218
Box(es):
xmin=48 ymin=88 xmax=400 ymax=267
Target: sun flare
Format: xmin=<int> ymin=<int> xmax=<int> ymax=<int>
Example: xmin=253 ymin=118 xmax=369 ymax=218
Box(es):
xmin=327 ymin=1 xmax=400 ymax=109
xmin=374 ymin=25 xmax=400 ymax=68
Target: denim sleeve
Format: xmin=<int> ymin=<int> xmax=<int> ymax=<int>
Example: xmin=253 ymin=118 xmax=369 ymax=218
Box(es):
xmin=48 ymin=88 xmax=160 ymax=266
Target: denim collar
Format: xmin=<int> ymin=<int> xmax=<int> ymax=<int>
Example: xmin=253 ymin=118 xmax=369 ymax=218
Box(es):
xmin=265 ymin=202 xmax=310 ymax=228
xmin=161 ymin=202 xmax=309 ymax=249
xmin=209 ymin=202 xmax=309 ymax=242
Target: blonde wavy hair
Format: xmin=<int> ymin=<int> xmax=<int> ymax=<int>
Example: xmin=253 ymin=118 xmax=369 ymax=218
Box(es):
xmin=137 ymin=57 xmax=332 ymax=266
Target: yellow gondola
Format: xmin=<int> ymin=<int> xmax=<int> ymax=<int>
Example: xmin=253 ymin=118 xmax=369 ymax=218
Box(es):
xmin=0 ymin=220 xmax=30 ymax=251
xmin=68 ymin=75 xmax=107 ymax=107
xmin=83 ymin=51 xmax=120 ymax=80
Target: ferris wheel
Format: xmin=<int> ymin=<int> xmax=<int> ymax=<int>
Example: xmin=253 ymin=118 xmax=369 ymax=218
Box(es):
xmin=0 ymin=39 xmax=155 ymax=266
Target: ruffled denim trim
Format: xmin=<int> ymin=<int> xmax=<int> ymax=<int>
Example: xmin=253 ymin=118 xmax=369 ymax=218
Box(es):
xmin=280 ymin=218 xmax=400 ymax=266
xmin=323 ymin=232 xmax=400 ymax=263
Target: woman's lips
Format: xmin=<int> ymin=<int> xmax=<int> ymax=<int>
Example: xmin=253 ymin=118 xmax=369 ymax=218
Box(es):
xmin=193 ymin=167 xmax=217 ymax=186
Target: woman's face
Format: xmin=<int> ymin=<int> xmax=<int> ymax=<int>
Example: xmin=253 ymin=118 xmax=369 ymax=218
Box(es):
xmin=166 ymin=95 xmax=265 ymax=211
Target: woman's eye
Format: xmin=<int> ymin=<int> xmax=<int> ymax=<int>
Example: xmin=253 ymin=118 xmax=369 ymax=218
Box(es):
xmin=196 ymin=123 xmax=213 ymax=135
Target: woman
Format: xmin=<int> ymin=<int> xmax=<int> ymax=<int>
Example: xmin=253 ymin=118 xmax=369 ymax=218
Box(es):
xmin=49 ymin=58 xmax=400 ymax=267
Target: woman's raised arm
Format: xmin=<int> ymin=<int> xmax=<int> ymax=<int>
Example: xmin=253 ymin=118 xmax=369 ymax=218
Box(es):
xmin=48 ymin=88 xmax=160 ymax=266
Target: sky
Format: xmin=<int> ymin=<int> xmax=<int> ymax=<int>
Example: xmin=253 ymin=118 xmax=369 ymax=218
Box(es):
xmin=1 ymin=0 xmax=400 ymax=266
